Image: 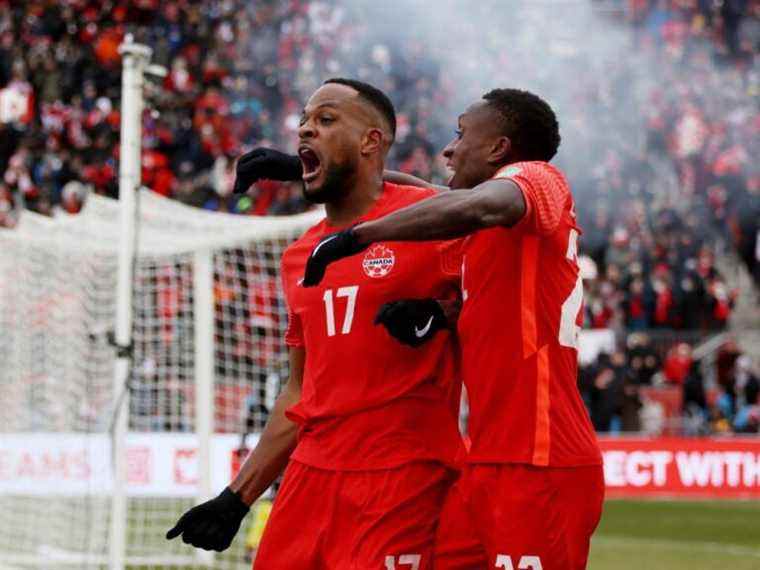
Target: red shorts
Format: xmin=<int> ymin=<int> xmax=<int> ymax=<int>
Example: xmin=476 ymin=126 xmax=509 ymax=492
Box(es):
xmin=434 ymin=464 xmax=605 ymax=570
xmin=433 ymin=477 xmax=488 ymax=569
xmin=254 ymin=460 xmax=455 ymax=569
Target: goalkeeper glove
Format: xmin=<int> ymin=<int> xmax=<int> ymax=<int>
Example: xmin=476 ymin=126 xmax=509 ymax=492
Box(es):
xmin=166 ymin=487 xmax=249 ymax=552
xmin=375 ymin=299 xmax=447 ymax=347
xmin=233 ymin=148 xmax=303 ymax=194
xmin=303 ymin=227 xmax=368 ymax=286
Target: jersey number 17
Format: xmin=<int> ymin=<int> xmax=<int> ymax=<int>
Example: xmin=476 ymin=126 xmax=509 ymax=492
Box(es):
xmin=323 ymin=286 xmax=359 ymax=336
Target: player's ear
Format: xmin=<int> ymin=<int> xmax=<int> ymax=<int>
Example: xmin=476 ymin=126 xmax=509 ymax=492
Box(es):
xmin=360 ymin=128 xmax=384 ymax=156
xmin=488 ymin=136 xmax=511 ymax=165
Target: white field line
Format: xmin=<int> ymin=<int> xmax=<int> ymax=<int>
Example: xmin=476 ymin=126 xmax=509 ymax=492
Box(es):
xmin=593 ymin=535 xmax=760 ymax=559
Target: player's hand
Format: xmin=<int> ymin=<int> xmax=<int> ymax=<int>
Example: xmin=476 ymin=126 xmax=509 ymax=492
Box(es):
xmin=165 ymin=487 xmax=249 ymax=552
xmin=375 ymin=299 xmax=447 ymax=347
xmin=233 ymin=148 xmax=303 ymax=194
xmin=303 ymin=227 xmax=368 ymax=286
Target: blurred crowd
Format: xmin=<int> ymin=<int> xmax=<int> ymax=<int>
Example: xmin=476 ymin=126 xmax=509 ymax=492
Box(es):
xmin=0 ymin=1 xmax=757 ymax=434
xmin=577 ymin=1 xmax=759 ymax=333
xmin=581 ymin=334 xmax=760 ymax=434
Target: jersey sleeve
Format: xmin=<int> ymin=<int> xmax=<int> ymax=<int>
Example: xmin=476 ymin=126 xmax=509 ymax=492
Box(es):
xmin=280 ymin=258 xmax=305 ymax=348
xmin=438 ymin=238 xmax=464 ymax=279
xmin=284 ymin=308 xmax=304 ymax=347
xmin=493 ymin=162 xmax=569 ymax=236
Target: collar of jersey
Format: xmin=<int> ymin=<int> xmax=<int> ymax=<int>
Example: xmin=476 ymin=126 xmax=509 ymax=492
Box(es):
xmin=322 ymin=182 xmax=394 ymax=232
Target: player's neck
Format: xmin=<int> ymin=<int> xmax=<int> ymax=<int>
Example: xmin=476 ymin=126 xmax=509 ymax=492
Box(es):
xmin=325 ymin=170 xmax=384 ymax=228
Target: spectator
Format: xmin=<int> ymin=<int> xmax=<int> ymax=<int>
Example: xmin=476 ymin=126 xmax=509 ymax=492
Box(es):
xmin=663 ymin=342 xmax=693 ymax=385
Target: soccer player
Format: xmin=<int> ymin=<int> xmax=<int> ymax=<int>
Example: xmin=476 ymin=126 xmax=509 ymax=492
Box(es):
xmin=300 ymin=88 xmax=605 ymax=569
xmin=166 ymin=78 xmax=465 ymax=569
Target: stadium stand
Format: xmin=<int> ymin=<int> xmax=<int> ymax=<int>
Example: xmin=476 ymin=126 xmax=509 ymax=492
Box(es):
xmin=1 ymin=0 xmax=758 ymax=435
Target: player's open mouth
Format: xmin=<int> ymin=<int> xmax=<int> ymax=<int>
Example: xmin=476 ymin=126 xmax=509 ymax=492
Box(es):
xmin=299 ymin=147 xmax=322 ymax=184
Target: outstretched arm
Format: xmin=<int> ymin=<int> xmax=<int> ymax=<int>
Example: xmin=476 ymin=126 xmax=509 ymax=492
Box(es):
xmin=229 ymin=346 xmax=304 ymax=504
xmin=355 ymin=179 xmax=526 ymax=244
xmin=302 ymin=179 xmax=526 ymax=287
xmin=383 ymin=170 xmax=448 ymax=192
xmin=166 ymin=347 xmax=305 ymax=551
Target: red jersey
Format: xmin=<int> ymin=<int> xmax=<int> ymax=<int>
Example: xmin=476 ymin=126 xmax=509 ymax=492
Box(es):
xmin=458 ymin=161 xmax=601 ymax=467
xmin=281 ymin=182 xmax=464 ymax=470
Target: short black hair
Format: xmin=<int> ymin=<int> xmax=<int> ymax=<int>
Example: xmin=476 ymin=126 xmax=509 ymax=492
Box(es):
xmin=482 ymin=88 xmax=560 ymax=162
xmin=324 ymin=77 xmax=397 ymax=140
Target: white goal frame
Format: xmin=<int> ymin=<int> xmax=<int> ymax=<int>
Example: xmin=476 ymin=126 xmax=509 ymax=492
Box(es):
xmin=0 ymin=37 xmax=321 ymax=570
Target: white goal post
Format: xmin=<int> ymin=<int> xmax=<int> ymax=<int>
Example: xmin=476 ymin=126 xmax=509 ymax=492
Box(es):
xmin=0 ymin=37 xmax=321 ymax=570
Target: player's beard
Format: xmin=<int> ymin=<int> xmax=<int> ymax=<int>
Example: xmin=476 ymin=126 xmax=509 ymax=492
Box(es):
xmin=302 ymin=161 xmax=356 ymax=204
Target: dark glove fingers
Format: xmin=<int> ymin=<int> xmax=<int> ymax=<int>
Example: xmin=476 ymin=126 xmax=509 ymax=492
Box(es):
xmin=211 ymin=527 xmax=236 ymax=552
xmin=237 ymin=156 xmax=269 ymax=174
xmin=233 ymin=179 xmax=252 ymax=195
xmin=233 ymin=162 xmax=267 ymax=194
xmin=233 ymin=174 xmax=257 ymax=195
xmin=375 ymin=301 xmax=402 ymax=325
xmin=302 ymin=229 xmax=366 ymax=287
xmin=302 ymin=259 xmax=325 ymax=287
xmin=166 ymin=512 xmax=190 ymax=540
xmin=393 ymin=300 xmax=443 ymax=347
xmin=236 ymin=148 xmax=267 ymax=166
xmin=234 ymin=150 xmax=275 ymax=194
xmin=196 ymin=530 xmax=223 ymax=551
xmin=277 ymin=154 xmax=304 ymax=180
xmin=184 ymin=518 xmax=214 ymax=547
xmin=181 ymin=526 xmax=197 ymax=545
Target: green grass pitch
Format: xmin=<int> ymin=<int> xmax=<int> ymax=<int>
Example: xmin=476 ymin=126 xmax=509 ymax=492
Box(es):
xmin=589 ymin=500 xmax=760 ymax=570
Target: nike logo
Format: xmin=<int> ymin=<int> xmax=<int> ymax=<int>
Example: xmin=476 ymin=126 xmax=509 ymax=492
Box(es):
xmin=414 ymin=316 xmax=434 ymax=338
xmin=311 ymin=234 xmax=339 ymax=257
xmin=297 ymin=278 xmax=304 ymax=286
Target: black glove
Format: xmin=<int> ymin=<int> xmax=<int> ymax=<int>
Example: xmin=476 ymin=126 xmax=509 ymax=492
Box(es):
xmin=166 ymin=487 xmax=249 ymax=552
xmin=303 ymin=227 xmax=368 ymax=286
xmin=233 ymin=148 xmax=302 ymax=194
xmin=375 ymin=299 xmax=447 ymax=347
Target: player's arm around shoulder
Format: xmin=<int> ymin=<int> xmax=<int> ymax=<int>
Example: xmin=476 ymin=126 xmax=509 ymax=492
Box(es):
xmin=166 ymin=347 xmax=304 ymax=551
xmin=383 ymin=169 xmax=449 ymax=193
xmin=463 ymin=177 xmax=528 ymax=228
xmin=494 ymin=161 xmax=571 ymax=236
xmin=354 ymin=177 xmax=527 ymax=246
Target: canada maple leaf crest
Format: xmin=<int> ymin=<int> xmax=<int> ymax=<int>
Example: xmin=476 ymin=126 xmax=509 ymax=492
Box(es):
xmin=362 ymin=244 xmax=395 ymax=278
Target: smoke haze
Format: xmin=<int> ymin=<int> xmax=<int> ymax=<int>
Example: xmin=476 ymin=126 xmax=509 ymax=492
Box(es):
xmin=332 ymin=0 xmax=649 ymax=181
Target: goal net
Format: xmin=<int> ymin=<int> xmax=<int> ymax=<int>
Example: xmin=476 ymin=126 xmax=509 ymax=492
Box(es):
xmin=0 ymin=190 xmax=321 ymax=569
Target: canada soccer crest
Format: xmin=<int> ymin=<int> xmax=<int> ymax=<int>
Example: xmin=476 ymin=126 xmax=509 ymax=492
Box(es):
xmin=362 ymin=244 xmax=395 ymax=278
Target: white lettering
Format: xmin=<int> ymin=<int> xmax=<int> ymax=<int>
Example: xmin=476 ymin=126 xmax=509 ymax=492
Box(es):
xmin=625 ymin=451 xmax=651 ymax=487
xmin=565 ymin=228 xmax=579 ymax=262
xmin=558 ymin=274 xmax=583 ymax=349
xmin=603 ymin=451 xmax=626 ymax=486
xmin=743 ymin=453 xmax=760 ymax=487
xmin=711 ymin=453 xmax=724 ymax=487
xmin=677 ymin=452 xmax=716 ymax=487
xmin=724 ymin=452 xmax=744 ymax=487
xmin=651 ymin=451 xmax=673 ymax=486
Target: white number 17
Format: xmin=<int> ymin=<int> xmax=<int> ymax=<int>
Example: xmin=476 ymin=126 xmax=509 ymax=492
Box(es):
xmin=323 ymin=286 xmax=358 ymax=337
